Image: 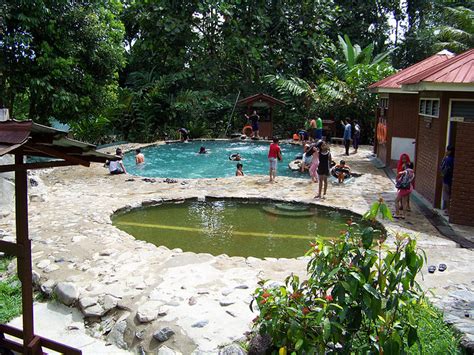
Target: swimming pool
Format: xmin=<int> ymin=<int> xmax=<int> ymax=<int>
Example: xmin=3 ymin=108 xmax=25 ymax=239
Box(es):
xmin=123 ymin=140 xmax=305 ymax=179
xmin=113 ymin=199 xmax=374 ymax=258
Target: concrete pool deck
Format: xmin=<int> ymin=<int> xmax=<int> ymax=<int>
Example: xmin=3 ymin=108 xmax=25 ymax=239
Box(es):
xmin=1 ymin=144 xmax=473 ymax=353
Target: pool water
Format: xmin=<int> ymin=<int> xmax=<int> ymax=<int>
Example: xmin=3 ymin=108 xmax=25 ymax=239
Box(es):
xmin=122 ymin=140 xmax=305 ymax=179
xmin=113 ymin=199 xmax=372 ymax=258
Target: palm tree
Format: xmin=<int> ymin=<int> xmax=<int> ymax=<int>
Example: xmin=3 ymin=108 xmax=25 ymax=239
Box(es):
xmin=433 ymin=6 xmax=474 ymax=53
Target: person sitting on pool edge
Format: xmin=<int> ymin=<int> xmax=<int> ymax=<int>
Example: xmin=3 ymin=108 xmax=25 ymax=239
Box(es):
xmin=331 ymin=159 xmax=351 ymax=183
xmin=178 ymin=127 xmax=189 ymax=142
xmin=135 ymin=148 xmax=145 ymax=164
xmin=236 ymin=163 xmax=244 ymax=176
xmin=109 ymin=148 xmax=127 ymax=175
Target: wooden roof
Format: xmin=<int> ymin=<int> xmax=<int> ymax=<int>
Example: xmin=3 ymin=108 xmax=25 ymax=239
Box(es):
xmin=237 ymin=93 xmax=286 ymax=106
xmin=0 ymin=120 xmax=117 ymax=172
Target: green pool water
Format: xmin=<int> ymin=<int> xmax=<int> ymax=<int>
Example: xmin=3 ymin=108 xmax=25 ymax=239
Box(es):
xmin=113 ymin=199 xmax=371 ymax=258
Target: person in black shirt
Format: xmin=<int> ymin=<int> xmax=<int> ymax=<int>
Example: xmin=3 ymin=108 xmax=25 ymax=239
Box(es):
xmin=245 ymin=110 xmax=260 ymax=138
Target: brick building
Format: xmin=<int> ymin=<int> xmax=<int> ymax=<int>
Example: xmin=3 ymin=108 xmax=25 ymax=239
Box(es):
xmin=370 ymin=49 xmax=474 ymax=226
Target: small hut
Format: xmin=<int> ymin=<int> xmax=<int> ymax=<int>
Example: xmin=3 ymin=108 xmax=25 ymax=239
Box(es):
xmin=0 ymin=118 xmax=118 ymax=354
xmin=236 ymin=93 xmax=285 ymax=139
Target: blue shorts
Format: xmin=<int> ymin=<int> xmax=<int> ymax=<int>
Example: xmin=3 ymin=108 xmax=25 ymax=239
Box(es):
xmin=316 ymin=129 xmax=323 ymax=139
xmin=252 ymin=123 xmax=259 ymax=131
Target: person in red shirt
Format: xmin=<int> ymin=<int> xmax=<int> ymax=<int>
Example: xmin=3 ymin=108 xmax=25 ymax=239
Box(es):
xmin=268 ymin=137 xmax=283 ymax=183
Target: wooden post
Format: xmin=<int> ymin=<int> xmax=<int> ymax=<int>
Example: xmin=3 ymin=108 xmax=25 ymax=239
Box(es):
xmin=14 ymin=154 xmax=35 ymax=351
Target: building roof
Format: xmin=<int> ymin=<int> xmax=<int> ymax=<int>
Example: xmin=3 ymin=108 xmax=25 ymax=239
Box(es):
xmin=399 ymin=48 xmax=474 ymax=91
xmin=0 ymin=120 xmax=117 ymax=170
xmin=369 ymin=50 xmax=455 ymax=93
xmin=237 ymin=93 xmax=286 ymax=107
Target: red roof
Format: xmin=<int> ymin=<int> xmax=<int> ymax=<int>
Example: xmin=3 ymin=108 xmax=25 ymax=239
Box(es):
xmin=399 ymin=48 xmax=474 ymax=85
xmin=369 ymin=51 xmax=454 ymax=90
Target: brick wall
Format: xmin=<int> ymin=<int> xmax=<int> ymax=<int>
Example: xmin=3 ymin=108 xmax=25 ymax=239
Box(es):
xmin=415 ymin=116 xmax=442 ymax=204
xmin=449 ymin=122 xmax=474 ymax=226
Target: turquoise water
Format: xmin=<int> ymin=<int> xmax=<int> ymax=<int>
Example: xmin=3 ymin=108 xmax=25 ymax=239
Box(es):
xmin=123 ymin=140 xmax=306 ymax=179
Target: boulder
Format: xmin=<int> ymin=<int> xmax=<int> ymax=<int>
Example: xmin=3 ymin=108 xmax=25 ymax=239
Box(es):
xmin=153 ymin=327 xmax=175 ymax=342
xmin=136 ymin=301 xmax=161 ymax=323
xmin=248 ymin=334 xmax=272 ymax=355
xmin=82 ymin=304 xmax=106 ymax=317
xmin=79 ymin=296 xmax=97 ymax=309
xmin=107 ymin=320 xmax=128 ymax=349
xmin=55 ymin=282 xmax=79 ymax=306
xmin=219 ymin=344 xmax=247 ymax=355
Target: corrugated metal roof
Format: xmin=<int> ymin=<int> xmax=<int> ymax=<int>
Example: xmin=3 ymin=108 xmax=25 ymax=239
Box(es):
xmin=369 ymin=51 xmax=454 ymax=90
xmin=0 ymin=120 xmax=117 ymax=163
xmin=399 ymin=48 xmax=474 ymax=85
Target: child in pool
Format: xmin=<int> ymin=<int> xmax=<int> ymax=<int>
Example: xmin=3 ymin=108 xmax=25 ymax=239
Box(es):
xmin=236 ymin=163 xmax=244 ymax=176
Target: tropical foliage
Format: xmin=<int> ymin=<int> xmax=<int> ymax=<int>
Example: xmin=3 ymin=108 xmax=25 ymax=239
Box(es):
xmin=1 ymin=1 xmax=472 ymax=143
xmin=251 ymin=200 xmax=430 ymax=353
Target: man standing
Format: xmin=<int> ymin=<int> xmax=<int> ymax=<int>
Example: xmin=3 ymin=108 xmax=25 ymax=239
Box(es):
xmin=245 ymin=110 xmax=260 ymax=138
xmin=309 ymin=117 xmax=317 ymax=142
xmin=441 ymin=145 xmax=455 ymax=215
xmin=316 ymin=116 xmax=323 ymax=140
xmin=342 ymin=118 xmax=352 ymax=156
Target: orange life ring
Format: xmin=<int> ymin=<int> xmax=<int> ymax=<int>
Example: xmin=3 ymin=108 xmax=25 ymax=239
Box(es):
xmin=377 ymin=121 xmax=387 ymax=144
xmin=293 ymin=133 xmax=300 ymax=141
xmin=242 ymin=125 xmax=253 ymax=137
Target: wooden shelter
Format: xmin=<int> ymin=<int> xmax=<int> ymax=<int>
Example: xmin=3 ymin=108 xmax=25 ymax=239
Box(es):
xmin=237 ymin=93 xmax=285 ymax=138
xmin=0 ymin=119 xmax=118 ymax=354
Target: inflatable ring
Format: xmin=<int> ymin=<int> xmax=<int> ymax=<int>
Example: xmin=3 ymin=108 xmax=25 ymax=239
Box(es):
xmin=242 ymin=125 xmax=253 ymax=137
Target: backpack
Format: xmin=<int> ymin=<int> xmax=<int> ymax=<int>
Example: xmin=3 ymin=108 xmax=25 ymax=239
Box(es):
xmin=396 ymin=170 xmax=413 ymax=190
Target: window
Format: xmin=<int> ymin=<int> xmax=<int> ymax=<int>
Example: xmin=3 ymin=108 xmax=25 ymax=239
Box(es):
xmin=379 ymin=98 xmax=388 ymax=109
xmin=419 ymin=99 xmax=439 ymax=117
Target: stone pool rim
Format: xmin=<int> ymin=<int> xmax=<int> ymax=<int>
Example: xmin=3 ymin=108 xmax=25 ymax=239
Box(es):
xmin=111 ymin=195 xmax=386 ymax=260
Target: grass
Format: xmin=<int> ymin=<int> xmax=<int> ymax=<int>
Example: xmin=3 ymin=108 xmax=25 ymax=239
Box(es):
xmin=408 ymin=301 xmax=465 ymax=354
xmin=0 ymin=256 xmax=22 ymax=324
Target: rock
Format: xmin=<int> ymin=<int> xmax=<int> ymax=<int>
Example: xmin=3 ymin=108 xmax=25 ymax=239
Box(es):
xmin=221 ymin=288 xmax=234 ymax=296
xmin=219 ymin=344 xmax=246 ymax=355
xmin=107 ymin=320 xmax=128 ymax=349
xmin=153 ymin=327 xmax=175 ymax=342
xmin=263 ymin=281 xmax=284 ymax=290
xmin=32 ymin=270 xmax=41 ymax=286
xmin=219 ymin=299 xmax=235 ymax=307
xmin=99 ymin=249 xmax=116 ymax=256
xmin=226 ymin=310 xmax=237 ymax=318
xmin=191 ymin=320 xmax=208 ymax=328
xmin=136 ymin=301 xmax=161 ymax=323
xmin=82 ymin=304 xmax=106 ymax=317
xmin=188 ymin=297 xmax=197 ymax=305
xmin=103 ymin=294 xmax=119 ymax=311
xmin=449 ymin=290 xmax=474 ymax=303
xmin=43 ymin=264 xmax=59 ymax=273
xmin=248 ymin=334 xmax=272 ymax=355
xmin=79 ymin=296 xmax=97 ymax=309
xmin=36 ymin=259 xmax=51 ymax=269
xmin=235 ymin=284 xmax=249 ymax=290
xmin=158 ymin=307 xmax=169 ymax=317
xmin=157 ymin=345 xmax=177 ymax=355
xmin=40 ymin=280 xmax=56 ymax=296
xmin=55 ymin=282 xmax=79 ymax=306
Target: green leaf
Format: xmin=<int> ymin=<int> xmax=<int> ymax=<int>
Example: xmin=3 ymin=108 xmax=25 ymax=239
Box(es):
xmin=363 ymin=284 xmax=380 ymax=299
xmin=295 ymin=338 xmax=304 ymax=351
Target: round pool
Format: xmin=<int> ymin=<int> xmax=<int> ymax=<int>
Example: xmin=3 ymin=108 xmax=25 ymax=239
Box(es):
xmin=113 ymin=199 xmax=376 ymax=258
xmin=122 ymin=140 xmax=305 ymax=179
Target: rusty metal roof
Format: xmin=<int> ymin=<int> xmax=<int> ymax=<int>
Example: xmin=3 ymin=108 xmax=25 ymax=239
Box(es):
xmin=369 ymin=51 xmax=454 ymax=91
xmin=237 ymin=93 xmax=286 ymax=106
xmin=400 ymin=48 xmax=474 ymax=85
xmin=0 ymin=120 xmax=117 ymax=166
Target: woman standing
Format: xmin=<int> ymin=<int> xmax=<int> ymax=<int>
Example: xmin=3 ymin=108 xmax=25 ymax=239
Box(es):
xmin=315 ymin=142 xmax=331 ymax=199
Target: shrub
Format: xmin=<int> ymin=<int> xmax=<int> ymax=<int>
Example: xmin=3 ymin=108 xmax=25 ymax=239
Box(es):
xmin=252 ymin=200 xmax=427 ymax=354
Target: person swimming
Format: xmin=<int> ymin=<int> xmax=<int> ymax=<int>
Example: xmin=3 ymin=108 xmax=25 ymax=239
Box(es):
xmin=229 ymin=153 xmax=241 ymax=161
xmin=198 ymin=146 xmax=208 ymax=154
xmin=135 ymin=148 xmax=145 ymax=164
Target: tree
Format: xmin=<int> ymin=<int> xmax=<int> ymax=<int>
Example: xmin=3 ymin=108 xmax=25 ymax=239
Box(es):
xmin=0 ymin=0 xmax=125 ymax=125
xmin=433 ymin=6 xmax=474 ymax=53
